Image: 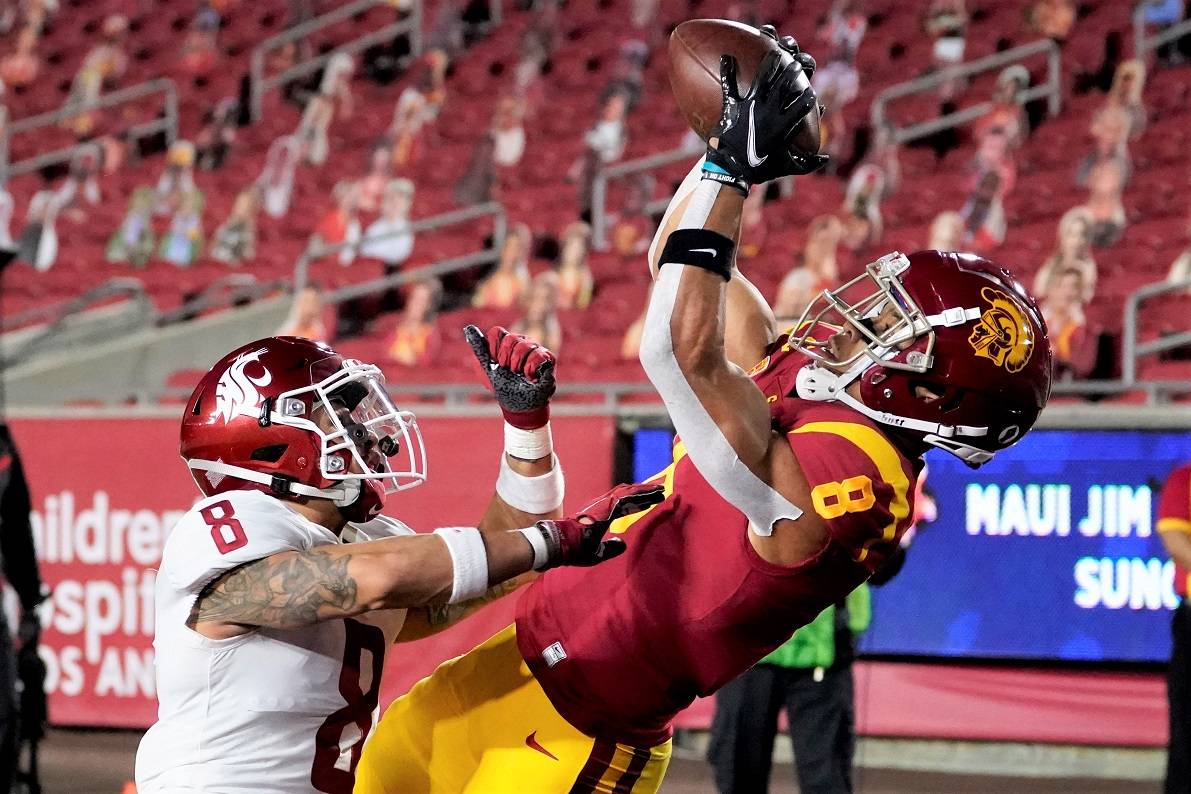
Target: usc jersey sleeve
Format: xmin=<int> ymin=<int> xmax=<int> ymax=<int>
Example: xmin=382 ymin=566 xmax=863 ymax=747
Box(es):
xmin=161 ymin=489 xmax=334 ymax=595
xmin=1159 ymin=464 xmax=1191 ymax=534
xmin=785 ymin=419 xmax=917 ymax=571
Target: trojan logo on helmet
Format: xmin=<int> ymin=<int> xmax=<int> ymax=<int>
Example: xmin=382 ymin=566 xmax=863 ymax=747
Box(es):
xmin=968 ymin=287 xmax=1035 ymax=373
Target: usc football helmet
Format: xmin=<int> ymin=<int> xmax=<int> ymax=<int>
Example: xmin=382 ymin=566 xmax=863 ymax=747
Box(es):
xmin=180 ymin=336 xmax=426 ymax=521
xmin=790 ymin=250 xmax=1053 ymax=467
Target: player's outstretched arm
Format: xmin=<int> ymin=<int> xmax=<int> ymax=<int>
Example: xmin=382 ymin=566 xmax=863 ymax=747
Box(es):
xmin=397 ymin=327 xmax=567 ymax=642
xmin=640 ymin=44 xmax=822 ymax=536
xmin=188 ymin=482 xmax=663 ymax=640
xmin=466 ymin=325 xmax=566 ymax=531
xmin=647 ymin=159 xmax=778 ymax=370
xmin=187 ymin=531 xmax=524 ymax=640
xmin=647 ymin=28 xmax=824 ymax=370
xmin=395 ymin=575 xmax=531 ymax=643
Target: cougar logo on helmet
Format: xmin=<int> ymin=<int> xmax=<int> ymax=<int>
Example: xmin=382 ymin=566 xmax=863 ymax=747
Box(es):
xmin=968 ymin=288 xmax=1034 ymax=373
xmin=214 ymin=348 xmax=273 ymax=423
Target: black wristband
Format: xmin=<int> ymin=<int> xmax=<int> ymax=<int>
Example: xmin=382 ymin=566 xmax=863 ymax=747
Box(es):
xmin=700 ymin=167 xmax=750 ymax=196
xmin=658 ymin=229 xmax=735 ymax=281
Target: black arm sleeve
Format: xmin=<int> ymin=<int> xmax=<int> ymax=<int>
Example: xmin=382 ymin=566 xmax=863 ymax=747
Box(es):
xmin=0 ymin=425 xmax=44 ymax=612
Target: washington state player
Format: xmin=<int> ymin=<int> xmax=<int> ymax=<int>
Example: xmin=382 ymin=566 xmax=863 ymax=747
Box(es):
xmin=357 ymin=31 xmax=1052 ymax=794
xmin=133 ymin=332 xmax=660 ymax=794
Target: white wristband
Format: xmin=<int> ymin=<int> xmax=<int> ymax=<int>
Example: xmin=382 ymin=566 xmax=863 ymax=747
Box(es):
xmin=515 ymin=525 xmax=552 ymax=570
xmin=504 ymin=421 xmax=554 ymax=461
xmin=496 ymin=454 xmax=565 ymax=514
xmin=433 ymin=527 xmax=490 ymax=604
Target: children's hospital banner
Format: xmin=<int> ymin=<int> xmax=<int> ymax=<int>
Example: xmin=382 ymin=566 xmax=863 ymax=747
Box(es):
xmin=7 ymin=415 xmax=614 ymax=728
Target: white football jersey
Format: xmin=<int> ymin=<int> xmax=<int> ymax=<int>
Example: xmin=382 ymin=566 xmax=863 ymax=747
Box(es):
xmin=135 ymin=490 xmax=411 ymax=794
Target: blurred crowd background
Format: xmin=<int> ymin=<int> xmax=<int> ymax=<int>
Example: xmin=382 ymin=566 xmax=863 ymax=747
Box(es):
xmin=0 ymin=0 xmax=1188 ymax=404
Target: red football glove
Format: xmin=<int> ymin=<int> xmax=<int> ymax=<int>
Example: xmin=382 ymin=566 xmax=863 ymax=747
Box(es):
xmin=532 ymin=482 xmax=666 ymax=568
xmin=465 ymin=325 xmax=556 ymax=429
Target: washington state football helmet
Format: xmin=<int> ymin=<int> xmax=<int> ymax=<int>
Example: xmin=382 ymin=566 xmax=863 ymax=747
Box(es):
xmin=789 ymin=250 xmax=1053 ymax=467
xmin=180 ymin=336 xmax=426 ymax=521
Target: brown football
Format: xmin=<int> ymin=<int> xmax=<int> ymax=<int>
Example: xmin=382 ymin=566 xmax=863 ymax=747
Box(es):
xmin=668 ymin=19 xmax=822 ymax=156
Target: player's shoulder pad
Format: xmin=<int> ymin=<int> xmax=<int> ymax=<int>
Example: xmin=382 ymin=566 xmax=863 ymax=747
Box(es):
xmin=162 ymin=490 xmax=336 ymax=595
xmin=344 ymin=514 xmax=416 ymax=542
xmin=785 ymin=418 xmax=914 ymax=530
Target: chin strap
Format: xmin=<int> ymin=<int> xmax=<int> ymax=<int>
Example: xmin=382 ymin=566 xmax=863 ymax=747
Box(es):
xmin=187 ymin=459 xmax=361 ymax=506
xmin=925 ymin=307 xmax=982 ymax=328
xmin=794 ymin=364 xmax=993 ymax=465
xmin=919 ymin=434 xmax=995 ymax=466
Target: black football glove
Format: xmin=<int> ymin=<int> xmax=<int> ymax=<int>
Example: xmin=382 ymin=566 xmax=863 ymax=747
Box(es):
xmin=703 ymin=47 xmax=828 ymax=193
xmin=531 ymin=482 xmax=665 ymax=568
xmin=758 ymin=24 xmax=818 ymax=78
xmin=758 ymin=24 xmax=828 ymax=117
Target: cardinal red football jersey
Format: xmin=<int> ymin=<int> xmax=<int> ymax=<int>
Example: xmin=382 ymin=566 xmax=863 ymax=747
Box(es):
xmin=516 ymin=337 xmax=920 ymax=746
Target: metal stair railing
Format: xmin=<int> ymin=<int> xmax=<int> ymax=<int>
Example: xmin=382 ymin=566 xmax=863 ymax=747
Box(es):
xmin=4 ymin=197 xmax=502 ymax=377
xmin=249 ymin=0 xmax=423 ymax=121
xmin=0 ymin=78 xmax=178 ymax=183
xmin=1122 ymin=277 xmax=1191 ymax=385
xmin=1 ymin=277 xmax=149 ymax=333
xmin=151 ymin=377 xmax=662 ymax=412
xmin=156 ymin=274 xmax=290 ymax=326
xmin=326 ymin=248 xmax=498 ymax=305
xmin=590 ymin=145 xmax=698 ymax=250
xmin=1133 ymin=5 xmax=1191 ymax=58
xmin=870 ymin=39 xmax=1062 ymax=146
xmin=293 ymin=200 xmax=507 ymax=296
xmin=0 ymin=278 xmax=155 ymax=364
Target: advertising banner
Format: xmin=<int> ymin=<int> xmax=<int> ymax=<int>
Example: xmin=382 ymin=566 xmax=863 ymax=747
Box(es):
xmin=8 ymin=414 xmax=615 ymax=728
xmin=861 ymin=429 xmax=1190 ymax=663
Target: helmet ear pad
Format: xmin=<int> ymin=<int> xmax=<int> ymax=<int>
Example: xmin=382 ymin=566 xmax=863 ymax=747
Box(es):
xmin=185 ymin=390 xmax=323 ymax=499
xmin=261 ymin=425 xmax=320 ymax=484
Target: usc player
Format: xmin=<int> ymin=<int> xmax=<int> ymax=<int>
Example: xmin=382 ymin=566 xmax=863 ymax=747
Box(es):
xmin=357 ymin=31 xmax=1052 ymax=794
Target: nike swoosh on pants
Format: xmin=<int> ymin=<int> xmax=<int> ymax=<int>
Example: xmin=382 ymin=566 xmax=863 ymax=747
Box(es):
xmin=525 ymin=731 xmax=559 ymax=761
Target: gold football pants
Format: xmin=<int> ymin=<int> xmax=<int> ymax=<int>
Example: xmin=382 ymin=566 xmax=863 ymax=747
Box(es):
xmin=355 ymin=625 xmax=671 ymax=793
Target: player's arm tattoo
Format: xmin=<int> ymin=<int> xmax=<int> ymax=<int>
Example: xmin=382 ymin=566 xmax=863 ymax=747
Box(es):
xmin=188 ymin=551 xmax=360 ymax=630
xmin=424 ymin=578 xmax=521 ymax=627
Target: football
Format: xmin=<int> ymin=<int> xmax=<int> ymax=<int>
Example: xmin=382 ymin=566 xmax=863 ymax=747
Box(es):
xmin=668 ymin=18 xmax=823 ymax=156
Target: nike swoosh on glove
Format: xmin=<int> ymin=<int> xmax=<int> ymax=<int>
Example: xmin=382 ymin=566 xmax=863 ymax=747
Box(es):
xmin=703 ymin=48 xmax=828 ymax=191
